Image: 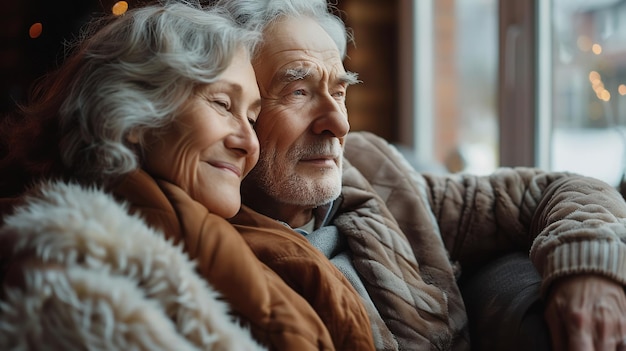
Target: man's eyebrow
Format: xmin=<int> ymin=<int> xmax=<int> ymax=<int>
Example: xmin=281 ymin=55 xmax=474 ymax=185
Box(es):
xmin=281 ymin=67 xmax=314 ymax=82
xmin=340 ymin=71 xmax=361 ymax=86
xmin=276 ymin=68 xmax=361 ymax=86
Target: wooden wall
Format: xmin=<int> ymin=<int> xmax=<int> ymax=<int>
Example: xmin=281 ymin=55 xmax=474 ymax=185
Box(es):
xmin=338 ymin=0 xmax=400 ymax=142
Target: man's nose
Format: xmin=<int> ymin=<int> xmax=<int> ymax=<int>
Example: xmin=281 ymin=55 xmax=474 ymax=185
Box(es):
xmin=311 ymin=93 xmax=350 ymax=138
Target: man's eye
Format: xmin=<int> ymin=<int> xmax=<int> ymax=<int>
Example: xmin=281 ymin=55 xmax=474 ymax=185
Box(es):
xmin=332 ymin=91 xmax=345 ymax=98
xmin=293 ymin=89 xmax=306 ymax=96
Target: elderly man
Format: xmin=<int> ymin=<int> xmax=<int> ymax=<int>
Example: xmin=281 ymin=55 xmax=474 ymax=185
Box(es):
xmin=217 ymin=0 xmax=626 ymax=350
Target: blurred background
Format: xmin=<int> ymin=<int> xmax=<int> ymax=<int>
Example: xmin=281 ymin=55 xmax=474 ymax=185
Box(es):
xmin=2 ymin=0 xmax=626 ymax=186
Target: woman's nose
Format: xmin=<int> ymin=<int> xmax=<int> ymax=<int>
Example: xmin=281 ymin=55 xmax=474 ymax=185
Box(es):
xmin=227 ymin=121 xmax=260 ymax=158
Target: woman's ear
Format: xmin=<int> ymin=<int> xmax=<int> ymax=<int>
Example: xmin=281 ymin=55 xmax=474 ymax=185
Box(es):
xmin=126 ymin=128 xmax=140 ymax=144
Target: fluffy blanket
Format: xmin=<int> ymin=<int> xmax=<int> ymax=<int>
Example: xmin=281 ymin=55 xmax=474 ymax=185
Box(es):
xmin=0 ymin=181 xmax=265 ymax=351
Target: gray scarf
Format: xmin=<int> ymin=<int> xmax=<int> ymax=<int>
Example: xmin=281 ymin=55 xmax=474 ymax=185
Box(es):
xmin=305 ymin=225 xmax=397 ymax=350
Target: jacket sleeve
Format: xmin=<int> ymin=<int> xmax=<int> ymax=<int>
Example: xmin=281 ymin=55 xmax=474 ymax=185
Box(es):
xmin=344 ymin=131 xmax=626 ymax=296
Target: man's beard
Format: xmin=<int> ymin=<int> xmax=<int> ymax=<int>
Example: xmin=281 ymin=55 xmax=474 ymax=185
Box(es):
xmin=248 ymin=139 xmax=343 ymax=207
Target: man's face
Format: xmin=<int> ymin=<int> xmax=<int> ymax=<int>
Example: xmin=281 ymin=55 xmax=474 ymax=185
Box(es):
xmin=245 ymin=16 xmax=357 ymax=211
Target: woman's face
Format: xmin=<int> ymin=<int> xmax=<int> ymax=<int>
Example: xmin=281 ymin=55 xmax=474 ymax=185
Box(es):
xmin=142 ymin=49 xmax=261 ymax=218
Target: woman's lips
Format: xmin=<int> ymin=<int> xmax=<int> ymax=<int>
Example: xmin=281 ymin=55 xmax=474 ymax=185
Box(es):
xmin=209 ymin=161 xmax=242 ymax=177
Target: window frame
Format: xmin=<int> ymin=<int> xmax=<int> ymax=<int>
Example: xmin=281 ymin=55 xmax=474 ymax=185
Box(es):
xmin=399 ymin=0 xmax=543 ymax=169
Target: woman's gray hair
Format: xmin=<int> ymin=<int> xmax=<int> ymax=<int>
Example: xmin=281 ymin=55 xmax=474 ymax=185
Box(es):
xmin=54 ymin=1 xmax=260 ymax=183
xmin=211 ymin=0 xmax=352 ymax=59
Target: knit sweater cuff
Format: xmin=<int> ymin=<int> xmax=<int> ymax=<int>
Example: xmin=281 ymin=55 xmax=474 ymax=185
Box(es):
xmin=541 ymin=240 xmax=626 ymax=297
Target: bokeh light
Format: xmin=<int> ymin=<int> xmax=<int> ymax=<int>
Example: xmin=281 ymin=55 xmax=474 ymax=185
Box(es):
xmin=592 ymin=43 xmax=603 ymax=55
xmin=577 ymin=35 xmax=592 ymax=52
xmin=598 ymin=90 xmax=611 ymax=102
xmin=112 ymin=1 xmax=129 ymax=16
xmin=29 ymin=23 xmax=43 ymax=39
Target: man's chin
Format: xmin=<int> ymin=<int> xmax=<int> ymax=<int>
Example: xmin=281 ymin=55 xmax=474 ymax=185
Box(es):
xmin=248 ymin=163 xmax=343 ymax=206
xmin=277 ymin=174 xmax=340 ymax=207
xmin=305 ymin=177 xmax=342 ymax=205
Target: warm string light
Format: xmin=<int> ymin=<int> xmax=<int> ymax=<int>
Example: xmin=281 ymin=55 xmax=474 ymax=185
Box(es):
xmin=112 ymin=1 xmax=129 ymax=16
xmin=28 ymin=1 xmax=130 ymax=41
xmin=29 ymin=22 xmax=42 ymax=39
xmin=577 ymin=36 xmax=603 ymax=56
xmin=589 ymin=71 xmax=611 ymax=102
xmin=591 ymin=43 xmax=603 ymax=55
xmin=579 ymin=38 xmax=624 ymax=100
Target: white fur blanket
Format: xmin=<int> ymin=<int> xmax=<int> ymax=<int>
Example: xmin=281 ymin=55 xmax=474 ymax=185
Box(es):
xmin=0 ymin=181 xmax=265 ymax=351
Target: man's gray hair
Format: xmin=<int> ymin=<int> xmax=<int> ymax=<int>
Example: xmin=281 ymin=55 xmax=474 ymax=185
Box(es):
xmin=51 ymin=1 xmax=260 ymax=183
xmin=212 ymin=0 xmax=352 ymax=59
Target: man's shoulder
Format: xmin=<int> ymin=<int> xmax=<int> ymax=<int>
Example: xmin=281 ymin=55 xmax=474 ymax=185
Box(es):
xmin=344 ymin=131 xmax=397 ymax=172
xmin=345 ymin=131 xmax=390 ymax=153
xmin=343 ymin=131 xmax=417 ymax=190
xmin=345 ymin=131 xmax=446 ymax=174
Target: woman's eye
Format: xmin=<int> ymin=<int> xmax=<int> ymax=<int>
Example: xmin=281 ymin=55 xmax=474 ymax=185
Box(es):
xmin=216 ymin=101 xmax=229 ymax=109
xmin=247 ymin=118 xmax=257 ymax=127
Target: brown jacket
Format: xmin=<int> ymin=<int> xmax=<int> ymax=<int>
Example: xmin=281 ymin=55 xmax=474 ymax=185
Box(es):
xmin=347 ymin=131 xmax=626 ymax=350
xmin=233 ymin=207 xmax=377 ymax=351
xmin=113 ymin=170 xmax=371 ymax=351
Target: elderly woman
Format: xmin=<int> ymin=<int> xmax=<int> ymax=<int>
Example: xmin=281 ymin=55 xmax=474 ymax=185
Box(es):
xmin=0 ymin=2 xmax=352 ymax=350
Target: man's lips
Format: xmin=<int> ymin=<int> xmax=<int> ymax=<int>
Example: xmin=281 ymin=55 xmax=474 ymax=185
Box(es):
xmin=300 ymin=155 xmax=339 ymax=166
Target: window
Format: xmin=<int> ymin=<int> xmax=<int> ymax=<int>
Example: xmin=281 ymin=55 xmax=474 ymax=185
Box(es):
xmin=403 ymin=0 xmax=499 ymax=175
xmin=402 ymin=0 xmax=626 ymax=186
xmin=443 ymin=0 xmax=498 ymax=175
xmin=548 ymin=0 xmax=626 ymax=186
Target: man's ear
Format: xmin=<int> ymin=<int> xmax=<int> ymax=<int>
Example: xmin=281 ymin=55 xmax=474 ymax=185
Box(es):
xmin=126 ymin=128 xmax=140 ymax=144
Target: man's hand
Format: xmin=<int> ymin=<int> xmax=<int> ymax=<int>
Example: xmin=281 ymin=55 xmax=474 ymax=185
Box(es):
xmin=545 ymin=275 xmax=626 ymax=351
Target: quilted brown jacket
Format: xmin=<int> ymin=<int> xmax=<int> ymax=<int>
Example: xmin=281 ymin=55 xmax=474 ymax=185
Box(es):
xmin=342 ymin=132 xmax=626 ymax=349
xmin=232 ymin=131 xmax=626 ymax=351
